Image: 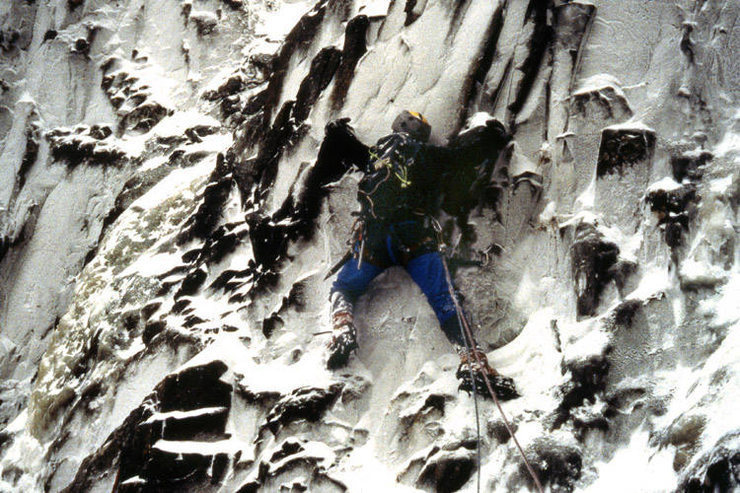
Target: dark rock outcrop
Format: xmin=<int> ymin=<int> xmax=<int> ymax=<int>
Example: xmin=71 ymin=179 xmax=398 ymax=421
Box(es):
xmin=330 ymin=15 xmax=369 ymax=112
xmin=177 ymin=153 xmax=233 ymax=244
xmin=570 ymin=223 xmax=620 ymax=317
xmin=293 ymin=47 xmax=341 ymax=121
xmin=416 ymin=447 xmax=476 ymax=493
xmin=46 ymin=125 xmax=126 ymax=168
xmin=156 ymin=360 xmax=231 ymax=413
xmin=670 ymin=150 xmax=712 ymax=183
xmin=242 ymin=0 xmax=329 ymax=148
xmin=680 ymin=431 xmax=740 ymax=493
xmin=518 ymin=438 xmax=583 ymax=493
xmin=265 ymin=384 xmax=343 ymax=434
xmin=646 ymin=184 xmax=698 ymax=249
xmin=596 ymin=126 xmax=656 ymax=178
xmin=64 ymin=361 xmax=234 ymax=492
xmin=552 ymin=354 xmax=610 ymax=430
xmin=100 ymin=57 xmax=171 ymax=134
xmin=507 ymin=0 xmax=554 ymax=123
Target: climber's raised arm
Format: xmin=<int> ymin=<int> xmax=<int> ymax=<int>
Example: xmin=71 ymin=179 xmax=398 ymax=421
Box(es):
xmin=319 ymin=117 xmax=371 ymax=173
xmin=424 ymin=117 xmax=513 ymax=220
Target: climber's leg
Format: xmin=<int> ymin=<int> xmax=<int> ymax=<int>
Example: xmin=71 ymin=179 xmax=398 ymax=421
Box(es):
xmin=404 ymin=251 xmax=467 ymax=347
xmin=327 ymin=257 xmax=383 ymax=369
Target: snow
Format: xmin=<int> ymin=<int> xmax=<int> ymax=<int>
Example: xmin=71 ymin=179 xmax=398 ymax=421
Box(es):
xmin=709 ymin=175 xmax=734 ymax=194
xmin=153 ymin=438 xmax=245 ymax=455
xmin=712 ymin=276 xmax=740 ymax=328
xmin=0 ymin=0 xmax=738 ymax=491
xmin=488 ymin=309 xmax=564 ymax=398
xmin=144 ymin=406 xmax=228 ymax=425
xmin=465 ymin=111 xmax=495 ymax=130
xmin=713 ymin=127 xmax=740 ymax=159
xmin=574 ymin=175 xmax=596 ymax=210
xmin=647 ymin=176 xmax=683 ymax=193
xmin=603 ymin=120 xmax=654 ymax=132
xmin=254 ymin=1 xmax=312 ymax=40
xmin=679 ymin=257 xmax=729 ymax=286
xmin=573 ymin=74 xmax=624 ymax=97
xmin=583 ymin=428 xmax=678 ymax=493
xmin=626 ymin=266 xmax=672 ymax=302
xmin=120 ymin=476 xmax=146 ymax=486
xmin=151 ymin=110 xmax=221 ymax=138
xmin=336 ymin=445 xmax=423 ymax=493
xmin=356 ymin=0 xmax=392 ymax=18
xmin=563 ymin=323 xmax=610 ymax=363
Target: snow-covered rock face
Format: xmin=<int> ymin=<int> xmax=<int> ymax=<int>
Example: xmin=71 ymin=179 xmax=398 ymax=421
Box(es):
xmin=0 ymin=0 xmax=738 ymax=492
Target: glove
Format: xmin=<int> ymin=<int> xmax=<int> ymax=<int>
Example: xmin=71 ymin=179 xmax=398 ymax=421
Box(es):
xmin=324 ymin=117 xmax=352 ymax=138
xmin=453 ymin=118 xmax=511 ymax=150
xmin=483 ymin=118 xmax=510 ymax=144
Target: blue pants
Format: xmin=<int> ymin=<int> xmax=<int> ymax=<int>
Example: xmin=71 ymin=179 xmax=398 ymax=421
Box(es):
xmin=331 ymin=224 xmax=466 ymax=346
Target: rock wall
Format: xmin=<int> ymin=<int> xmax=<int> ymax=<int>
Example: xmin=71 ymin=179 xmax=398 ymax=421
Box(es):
xmin=0 ymin=0 xmax=738 ymax=492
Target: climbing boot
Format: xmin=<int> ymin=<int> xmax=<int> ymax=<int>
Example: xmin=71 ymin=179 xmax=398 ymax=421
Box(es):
xmin=456 ymin=347 xmax=519 ymax=401
xmin=326 ymin=311 xmax=358 ymax=369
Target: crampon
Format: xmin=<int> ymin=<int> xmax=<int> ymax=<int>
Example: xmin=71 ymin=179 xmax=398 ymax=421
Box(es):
xmin=326 ymin=324 xmax=358 ymax=369
xmin=456 ymin=347 xmax=519 ymax=401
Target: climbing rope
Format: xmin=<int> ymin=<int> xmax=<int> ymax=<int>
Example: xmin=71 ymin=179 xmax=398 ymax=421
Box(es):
xmin=440 ymin=254 xmax=544 ymax=493
xmin=452 ymin=280 xmax=484 ymax=493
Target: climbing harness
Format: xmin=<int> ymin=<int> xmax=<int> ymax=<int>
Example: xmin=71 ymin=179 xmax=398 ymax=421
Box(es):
xmin=357 ymin=134 xmax=423 ymax=222
xmin=440 ymin=250 xmax=544 ymax=493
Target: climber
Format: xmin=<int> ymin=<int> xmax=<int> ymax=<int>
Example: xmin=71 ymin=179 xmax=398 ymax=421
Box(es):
xmin=322 ymin=110 xmax=518 ymax=400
